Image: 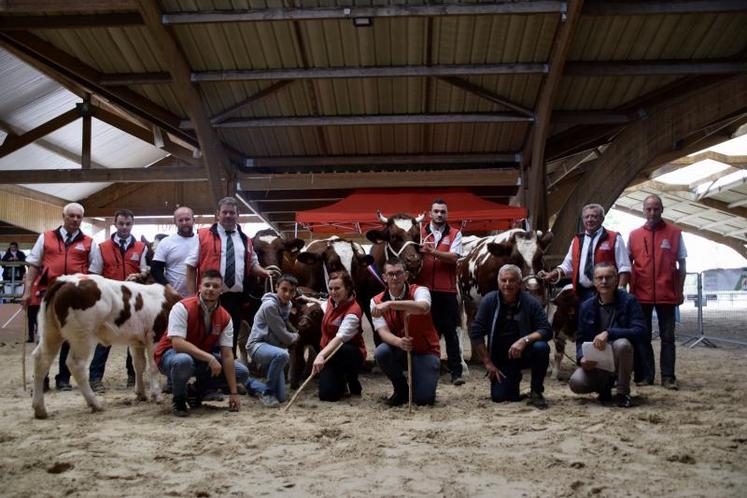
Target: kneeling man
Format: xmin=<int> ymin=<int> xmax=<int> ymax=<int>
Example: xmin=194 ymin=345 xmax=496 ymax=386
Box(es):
xmin=372 ymin=257 xmax=440 ymax=406
xmin=470 ymin=264 xmax=552 ymax=408
xmin=154 ymin=269 xmax=248 ymax=416
xmin=569 ymin=262 xmax=646 ymax=408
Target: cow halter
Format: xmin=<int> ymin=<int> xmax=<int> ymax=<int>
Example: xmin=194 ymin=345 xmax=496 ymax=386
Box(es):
xmin=264 ymin=265 xmax=282 ymax=293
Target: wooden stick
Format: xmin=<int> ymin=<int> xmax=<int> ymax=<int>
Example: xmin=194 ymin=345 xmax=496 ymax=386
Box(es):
xmin=21 ymin=306 xmax=27 ymax=392
xmin=404 ymin=313 xmax=412 ymax=414
xmin=283 ymin=341 xmax=344 ymax=411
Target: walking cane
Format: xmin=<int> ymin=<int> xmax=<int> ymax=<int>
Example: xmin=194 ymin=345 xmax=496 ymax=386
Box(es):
xmin=283 ymin=341 xmax=344 ymax=411
xmin=404 ymin=313 xmax=412 ymax=414
xmin=21 ymin=306 xmax=28 ymax=392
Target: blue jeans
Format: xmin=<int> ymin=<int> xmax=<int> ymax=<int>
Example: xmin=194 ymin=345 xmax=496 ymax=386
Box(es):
xmin=374 ymin=343 xmax=440 ymax=405
xmin=490 ymin=341 xmax=550 ymax=402
xmin=248 ymin=343 xmax=289 ymax=402
xmin=89 ymin=344 xmax=135 ymax=381
xmin=158 ymin=348 xmax=249 ymax=399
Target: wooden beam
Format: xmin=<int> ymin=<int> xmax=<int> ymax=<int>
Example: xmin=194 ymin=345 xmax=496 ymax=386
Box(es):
xmin=247 ymin=153 xmax=520 ymax=168
xmin=191 ymin=113 xmax=534 ymax=129
xmin=565 ymin=60 xmax=747 ymax=77
xmin=81 ymin=95 xmax=92 ymax=170
xmin=698 ymin=174 xmax=747 ymax=199
xmin=0 ymin=165 xmax=208 ymax=184
xmin=689 ymin=166 xmax=740 ymax=189
xmin=136 ymin=0 xmax=231 ymax=204
xmin=98 ymin=72 xmax=172 ymax=86
xmin=550 ymin=75 xmax=747 ymax=255
xmin=525 ymin=0 xmax=584 ymax=230
xmin=0 ymin=31 xmax=197 ymax=147
xmin=237 ymin=168 xmax=519 ymax=191
xmin=210 ymin=80 xmax=293 ymax=125
xmin=0 ymin=13 xmax=142 ymax=29
xmin=728 ymin=198 xmax=747 ymax=209
xmin=0 ymin=108 xmax=79 ymax=158
xmin=190 ymin=64 xmax=548 ymax=83
xmin=583 ymin=1 xmax=747 ymax=16
xmin=0 ymin=1 xmax=136 ymax=12
xmin=436 ymin=76 xmax=533 ymax=116
xmin=161 ymin=2 xmax=567 ymax=24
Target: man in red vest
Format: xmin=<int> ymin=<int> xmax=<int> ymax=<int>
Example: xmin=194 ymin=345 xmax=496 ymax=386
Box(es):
xmin=628 ymin=195 xmax=687 ymax=390
xmin=154 ymin=269 xmax=248 ymax=416
xmin=416 ymin=199 xmax=465 ymax=386
xmin=21 ymin=202 xmax=102 ymax=391
xmin=185 ymin=197 xmax=272 ymax=356
xmin=88 ymin=209 xmax=149 ymax=392
xmin=542 ymin=204 xmax=630 ymax=303
xmin=372 ymin=257 xmax=441 ymax=406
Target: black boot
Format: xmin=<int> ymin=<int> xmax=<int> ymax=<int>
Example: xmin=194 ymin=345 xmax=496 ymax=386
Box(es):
xmin=172 ymin=396 xmax=188 ymax=417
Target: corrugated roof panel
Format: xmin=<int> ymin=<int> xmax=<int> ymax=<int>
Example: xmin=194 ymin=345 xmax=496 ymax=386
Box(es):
xmin=555 ymin=75 xmax=680 ymax=111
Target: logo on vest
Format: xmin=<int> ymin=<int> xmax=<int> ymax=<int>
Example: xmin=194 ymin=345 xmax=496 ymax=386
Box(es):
xmin=660 ymin=239 xmax=672 ymax=250
xmin=130 ymin=252 xmax=140 ymax=261
xmin=599 ymin=241 xmax=612 ymax=251
xmin=211 ymin=325 xmax=222 ymax=336
xmin=74 ymin=243 xmax=86 ymax=251
xmin=332 ymin=317 xmax=342 ymax=326
xmin=442 ymin=237 xmax=451 ymax=245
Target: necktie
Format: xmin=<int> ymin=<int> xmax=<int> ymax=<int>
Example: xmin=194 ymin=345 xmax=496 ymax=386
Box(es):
xmin=64 ymin=233 xmax=73 ymax=247
xmin=120 ymin=239 xmax=128 ymax=254
xmin=224 ymin=230 xmax=235 ymax=288
xmin=583 ymin=234 xmax=594 ymax=283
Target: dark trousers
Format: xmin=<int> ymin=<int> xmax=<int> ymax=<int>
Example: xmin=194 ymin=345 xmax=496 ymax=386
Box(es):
xmin=431 ymin=291 xmax=462 ymax=379
xmin=374 ymin=343 xmax=440 ymax=405
xmin=639 ymin=303 xmax=677 ymax=382
xmin=29 ymin=304 xmax=71 ymax=385
xmin=490 ymin=340 xmax=550 ymax=402
xmin=89 ymin=344 xmax=135 ymax=381
xmin=318 ymin=342 xmax=364 ymax=401
xmin=220 ymin=291 xmax=244 ymax=356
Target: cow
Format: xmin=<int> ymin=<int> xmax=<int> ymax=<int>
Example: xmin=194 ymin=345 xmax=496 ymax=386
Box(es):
xmin=287 ymin=290 xmax=325 ymax=389
xmin=458 ymin=229 xmax=554 ymax=332
xmin=31 ymin=274 xmax=181 ymax=419
xmin=366 ymin=211 xmax=426 ymax=281
xmin=546 ymin=284 xmax=579 ymax=380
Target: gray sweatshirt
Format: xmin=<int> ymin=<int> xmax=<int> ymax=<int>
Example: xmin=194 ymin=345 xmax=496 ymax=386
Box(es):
xmin=246 ymin=293 xmax=299 ymax=357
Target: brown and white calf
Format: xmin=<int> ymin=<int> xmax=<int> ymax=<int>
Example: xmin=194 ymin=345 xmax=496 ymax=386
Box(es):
xmin=546 ymin=284 xmax=579 ymax=380
xmin=32 ymin=274 xmax=180 ymax=419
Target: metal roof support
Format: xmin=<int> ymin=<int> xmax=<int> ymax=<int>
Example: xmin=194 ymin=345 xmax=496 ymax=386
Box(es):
xmin=551 ymin=75 xmax=747 ymax=253
xmin=583 ymin=1 xmax=747 ymax=16
xmin=0 ymin=166 xmax=207 ymax=184
xmin=135 ymin=0 xmax=231 ymax=204
xmin=210 ymin=80 xmax=293 ymax=125
xmin=524 ymin=0 xmax=585 ymax=230
xmin=162 ymin=2 xmax=567 ymax=24
xmin=436 ymin=76 xmax=534 ymax=117
xmin=246 ymin=153 xmax=520 ymax=168
xmin=0 ymin=107 xmax=79 ymax=159
xmin=0 ymin=13 xmax=143 ymax=30
xmin=565 ymin=61 xmax=747 ymax=76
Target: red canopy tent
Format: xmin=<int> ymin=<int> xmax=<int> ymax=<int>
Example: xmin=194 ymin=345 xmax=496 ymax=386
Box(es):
xmin=295 ymin=188 xmax=526 ymax=235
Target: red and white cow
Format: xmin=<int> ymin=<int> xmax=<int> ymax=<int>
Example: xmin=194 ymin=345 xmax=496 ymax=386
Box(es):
xmin=546 ymin=284 xmax=579 ymax=380
xmin=31 ymin=274 xmax=180 ymax=419
xmin=366 ymin=211 xmax=426 ymax=280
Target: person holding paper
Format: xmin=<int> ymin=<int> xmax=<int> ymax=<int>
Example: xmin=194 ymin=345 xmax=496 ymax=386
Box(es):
xmin=569 ymin=262 xmax=646 ymax=408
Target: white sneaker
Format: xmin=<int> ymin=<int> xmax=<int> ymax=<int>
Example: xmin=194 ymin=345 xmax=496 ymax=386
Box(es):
xmin=260 ymin=393 xmax=280 ymax=407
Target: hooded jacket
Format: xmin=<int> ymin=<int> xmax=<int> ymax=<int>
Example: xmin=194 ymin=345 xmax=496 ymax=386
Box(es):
xmin=246 ymin=292 xmax=299 ymax=357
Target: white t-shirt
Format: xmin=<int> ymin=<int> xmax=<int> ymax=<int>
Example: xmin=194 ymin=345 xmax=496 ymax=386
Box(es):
xmin=153 ymin=233 xmax=198 ymax=297
xmin=27 ymin=228 xmax=102 ymax=274
xmin=370 ymin=286 xmax=432 ymax=331
xmin=166 ymin=301 xmax=233 ymax=349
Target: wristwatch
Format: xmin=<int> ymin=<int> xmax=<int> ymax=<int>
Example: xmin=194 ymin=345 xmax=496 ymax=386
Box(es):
xmin=522 ymin=336 xmax=531 ymax=344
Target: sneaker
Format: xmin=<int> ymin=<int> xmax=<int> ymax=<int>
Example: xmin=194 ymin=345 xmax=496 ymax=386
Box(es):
xmin=127 ymin=375 xmax=136 ymax=388
xmin=598 ymin=388 xmax=613 ymax=403
xmin=662 ymin=377 xmax=679 ymax=390
xmin=90 ymin=379 xmax=106 ymax=393
xmin=635 ymin=379 xmax=654 ymax=387
xmin=347 ymin=378 xmax=362 ymax=397
xmin=527 ymin=391 xmax=548 ymax=409
xmin=56 ymin=381 xmax=73 ymax=391
xmin=615 ymin=393 xmax=632 ymax=408
xmin=172 ymin=397 xmax=189 ymax=417
xmin=260 ymin=393 xmax=280 ymax=407
xmin=186 ymin=385 xmax=202 ymax=409
xmin=451 ymin=376 xmax=466 ymax=386
xmin=202 ymin=390 xmax=224 ymax=402
xmin=381 ymin=391 xmax=407 ymax=407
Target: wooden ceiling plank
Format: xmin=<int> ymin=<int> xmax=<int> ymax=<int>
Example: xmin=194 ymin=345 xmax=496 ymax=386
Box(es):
xmin=0 ymin=108 xmax=79 ymax=158
xmin=0 ymin=166 xmax=207 ymax=184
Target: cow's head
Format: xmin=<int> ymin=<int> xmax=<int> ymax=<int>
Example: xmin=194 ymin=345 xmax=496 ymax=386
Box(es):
xmin=290 ymin=289 xmax=325 ymax=345
xmin=487 ymin=229 xmax=553 ymax=292
xmin=550 ymin=284 xmax=578 ymax=333
xmin=252 ymin=229 xmax=305 ymax=271
xmin=297 ymin=237 xmax=374 ymax=280
xmin=141 ymin=234 xmax=168 ymax=268
xmin=366 ymin=211 xmax=425 ymax=277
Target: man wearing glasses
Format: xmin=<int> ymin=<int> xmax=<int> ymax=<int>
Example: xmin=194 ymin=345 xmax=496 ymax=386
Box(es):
xmin=470 ymin=264 xmax=552 ymax=409
xmin=371 ymin=257 xmax=441 ymax=406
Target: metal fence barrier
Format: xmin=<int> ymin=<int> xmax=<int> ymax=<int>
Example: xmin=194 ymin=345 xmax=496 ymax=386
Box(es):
xmin=680 ymin=271 xmax=747 ymax=348
xmin=1 ymin=261 xmax=26 ymax=303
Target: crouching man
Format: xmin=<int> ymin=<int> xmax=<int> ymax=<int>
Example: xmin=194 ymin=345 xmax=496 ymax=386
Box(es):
xmin=470 ymin=264 xmax=552 ymax=409
xmin=154 ymin=269 xmax=248 ymax=416
xmin=570 ymin=262 xmax=646 ymax=408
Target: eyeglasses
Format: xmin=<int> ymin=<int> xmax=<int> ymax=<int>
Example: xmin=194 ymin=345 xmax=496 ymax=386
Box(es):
xmin=594 ymin=275 xmax=616 ymax=281
xmin=385 ymin=270 xmax=405 ymax=278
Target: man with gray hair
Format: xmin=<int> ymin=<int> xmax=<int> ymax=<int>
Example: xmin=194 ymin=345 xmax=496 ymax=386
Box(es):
xmin=21 ymin=202 xmax=102 ymax=391
xmin=542 ymin=203 xmax=630 ymax=303
xmin=185 ymin=196 xmax=272 ymax=355
xmin=470 ymin=264 xmax=552 ymax=408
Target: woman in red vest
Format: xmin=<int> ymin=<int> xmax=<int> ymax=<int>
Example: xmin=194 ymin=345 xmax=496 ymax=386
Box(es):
xmin=312 ymin=271 xmax=367 ymax=401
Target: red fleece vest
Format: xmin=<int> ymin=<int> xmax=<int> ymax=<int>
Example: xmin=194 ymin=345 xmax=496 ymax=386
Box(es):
xmin=570 ymin=228 xmax=619 ymax=291
xmin=373 ymin=284 xmax=440 ymax=357
xmin=196 ymin=225 xmax=254 ymax=287
xmin=321 ymin=297 xmax=367 ymax=361
xmin=99 ymin=238 xmax=145 ymax=281
xmin=628 ymin=221 xmax=682 ymax=304
xmin=416 ymin=225 xmax=460 ymax=293
xmin=31 ymin=228 xmax=92 ymax=305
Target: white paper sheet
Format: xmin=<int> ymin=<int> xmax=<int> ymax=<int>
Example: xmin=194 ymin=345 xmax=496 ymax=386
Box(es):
xmin=582 ymin=341 xmax=615 ymax=372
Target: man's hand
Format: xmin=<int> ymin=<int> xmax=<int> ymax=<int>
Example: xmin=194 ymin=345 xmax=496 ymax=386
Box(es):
xmin=371 ymin=302 xmax=388 ymax=318
xmin=484 ymin=361 xmax=506 ymax=382
xmin=125 ymin=272 xmax=145 ymax=282
xmin=592 ymin=331 xmax=609 ymax=351
xmin=580 ymin=357 xmax=597 ymax=371
xmin=420 ymin=242 xmax=436 ymax=255
xmin=312 ymin=352 xmax=326 ymax=375
xmin=228 ymin=393 xmax=241 ymax=412
xmin=539 ymin=269 xmax=559 ymax=282
xmin=207 ymin=356 xmax=222 ymax=377
xmin=398 ymin=336 xmax=413 ymax=352
xmin=508 ymin=338 xmax=527 ymax=359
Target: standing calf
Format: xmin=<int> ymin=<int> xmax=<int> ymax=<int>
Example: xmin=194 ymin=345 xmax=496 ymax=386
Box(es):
xmin=32 ymin=274 xmax=180 ymax=419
